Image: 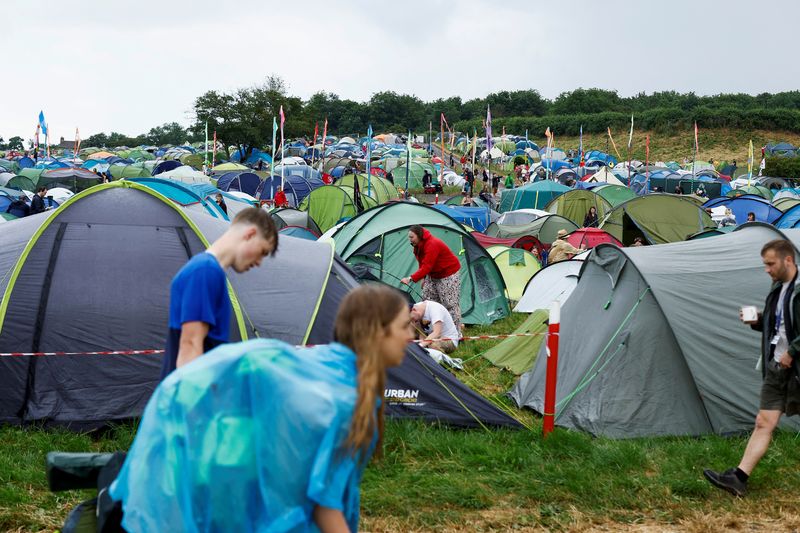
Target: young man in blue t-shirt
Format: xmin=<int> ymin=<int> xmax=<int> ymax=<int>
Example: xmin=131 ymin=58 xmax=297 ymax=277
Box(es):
xmin=160 ymin=208 xmax=278 ymax=377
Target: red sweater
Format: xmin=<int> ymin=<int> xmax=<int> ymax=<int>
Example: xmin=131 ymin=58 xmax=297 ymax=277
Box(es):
xmin=410 ymin=229 xmax=461 ymax=282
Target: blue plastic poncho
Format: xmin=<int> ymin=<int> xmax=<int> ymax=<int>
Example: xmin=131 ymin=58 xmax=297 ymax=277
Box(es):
xmin=109 ymin=339 xmax=373 ymax=532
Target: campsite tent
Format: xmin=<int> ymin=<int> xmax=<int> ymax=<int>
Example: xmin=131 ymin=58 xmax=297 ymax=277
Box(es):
xmin=486 ymin=214 xmax=579 ymax=245
xmin=594 ymin=184 xmax=636 ymax=207
xmin=336 ymin=173 xmax=398 ymax=204
xmin=298 ymin=185 xmax=376 ymax=233
xmin=257 ymin=171 xmax=325 ymax=207
xmin=482 ymin=309 xmax=549 ymax=375
xmin=270 ymin=207 xmax=322 ymax=235
xmin=38 ymin=168 xmax=103 ymax=192
xmin=510 ymin=225 xmax=800 ymax=437
xmin=331 ymin=202 xmax=510 ymax=325
xmin=215 ymin=171 xmax=262 ymax=196
xmin=773 ymin=204 xmax=800 ymax=229
xmin=108 ymin=165 xmax=151 ymax=180
xmin=599 ymin=194 xmax=716 ymax=245
xmin=129 ymin=178 xmax=229 ymax=219
xmin=432 ymin=204 xmax=498 ymax=233
xmin=702 ymin=195 xmax=782 ymax=224
xmin=513 ymin=259 xmax=583 ymax=313
xmin=0 ymin=181 xmax=349 ymax=425
xmin=486 ymin=246 xmax=540 ymax=301
xmin=544 ymin=189 xmax=613 ymax=227
xmin=499 ymin=181 xmax=570 ymax=212
xmin=566 ymin=227 xmax=622 ymax=249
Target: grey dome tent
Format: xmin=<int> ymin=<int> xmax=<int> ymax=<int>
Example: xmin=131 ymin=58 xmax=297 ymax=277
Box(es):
xmin=0 ymin=182 xmax=519 ymax=429
xmin=510 ymin=224 xmax=800 ymax=437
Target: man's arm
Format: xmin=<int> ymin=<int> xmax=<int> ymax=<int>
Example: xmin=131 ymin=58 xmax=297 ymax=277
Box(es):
xmin=420 ymin=321 xmax=444 ymax=346
xmin=313 ymin=506 xmax=350 ymax=533
xmin=176 ymin=321 xmax=209 ymax=368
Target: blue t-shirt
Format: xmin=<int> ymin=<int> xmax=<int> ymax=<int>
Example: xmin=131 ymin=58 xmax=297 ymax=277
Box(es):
xmin=160 ymin=252 xmax=232 ymax=378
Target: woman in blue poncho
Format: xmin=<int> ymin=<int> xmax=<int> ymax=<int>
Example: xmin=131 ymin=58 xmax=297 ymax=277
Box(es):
xmin=108 ymin=284 xmax=413 ymax=532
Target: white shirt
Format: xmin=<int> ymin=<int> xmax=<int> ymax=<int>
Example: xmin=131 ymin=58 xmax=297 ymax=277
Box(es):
xmin=421 ymin=301 xmax=459 ymax=347
xmin=774 ymin=281 xmax=791 ymax=363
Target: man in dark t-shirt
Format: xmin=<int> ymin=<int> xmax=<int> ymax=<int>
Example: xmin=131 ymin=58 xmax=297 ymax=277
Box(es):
xmin=160 ymin=208 xmax=278 ymax=377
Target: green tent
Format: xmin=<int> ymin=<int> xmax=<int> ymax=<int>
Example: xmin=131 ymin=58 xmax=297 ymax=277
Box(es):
xmin=298 ymin=185 xmax=376 ymax=233
xmin=728 ymin=185 xmax=772 ymax=200
xmin=599 ymin=194 xmax=716 ymax=246
xmin=7 ymin=174 xmax=37 ymax=192
xmin=0 ymin=160 xmax=20 ymax=174
xmin=110 ymin=165 xmax=151 ymax=179
xmin=687 ymin=226 xmax=736 ymax=240
xmin=545 ymin=189 xmax=613 ymax=227
xmin=486 ymin=214 xmax=579 ymax=245
xmin=482 ymin=309 xmax=548 ymax=375
xmin=332 ymin=202 xmax=510 ymax=325
xmin=774 ymin=197 xmax=800 ymax=212
xmin=391 ymin=160 xmax=436 ymax=190
xmin=18 ymin=167 xmax=45 ymax=186
xmin=180 ymin=153 xmax=206 ymax=169
xmin=499 ymin=180 xmax=570 ymax=212
xmin=486 ymin=246 xmax=541 ymax=301
xmin=0 ymin=212 xmax=18 ymax=222
xmin=336 ymin=174 xmax=398 ymax=204
xmin=594 ymin=184 xmax=637 ymax=207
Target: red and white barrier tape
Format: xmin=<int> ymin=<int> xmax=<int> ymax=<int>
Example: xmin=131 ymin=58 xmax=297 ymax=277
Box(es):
xmin=0 ymin=333 xmax=545 ymax=357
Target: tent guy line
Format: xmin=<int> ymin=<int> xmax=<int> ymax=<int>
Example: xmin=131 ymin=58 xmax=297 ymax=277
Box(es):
xmin=0 ymin=333 xmax=549 ymax=357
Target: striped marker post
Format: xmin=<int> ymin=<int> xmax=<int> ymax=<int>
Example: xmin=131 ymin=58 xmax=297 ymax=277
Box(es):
xmin=543 ymin=301 xmax=560 ymax=438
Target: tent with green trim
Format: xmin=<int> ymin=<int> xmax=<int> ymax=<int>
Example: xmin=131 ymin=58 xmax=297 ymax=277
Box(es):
xmin=728 ymin=185 xmax=772 ymax=200
xmin=486 ymin=245 xmax=540 ymax=301
xmin=774 ymin=197 xmax=800 ymax=212
xmin=511 ymin=225 xmax=800 ymax=437
xmin=593 ymin=184 xmax=636 ymax=207
xmin=331 ymin=202 xmax=510 ymax=325
xmin=544 ymin=189 xmax=613 ymax=227
xmin=499 ymin=180 xmax=570 ymax=212
xmin=109 ymin=165 xmax=151 ymax=180
xmin=486 ymin=214 xmax=579 ymax=245
xmin=482 ymin=309 xmax=548 ymax=375
xmin=336 ymin=173 xmax=398 ymax=204
xmin=0 ymin=181 xmax=359 ymax=427
xmin=599 ymin=194 xmax=716 ymax=246
xmin=298 ymin=185 xmax=377 ymax=233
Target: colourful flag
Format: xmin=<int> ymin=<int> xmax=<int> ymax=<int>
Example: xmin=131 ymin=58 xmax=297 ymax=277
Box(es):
xmin=38 ymin=111 xmax=48 ymax=136
xmin=694 ymin=121 xmax=699 ymax=153
xmin=747 ymin=139 xmax=754 ymax=184
xmin=279 ymin=105 xmax=285 ymax=128
xmin=366 ymin=124 xmax=373 ymax=195
xmin=279 ymin=106 xmax=285 ymax=187
xmin=322 ymin=117 xmax=328 ymax=146
xmin=271 ymin=116 xmax=278 ymax=177
xmin=486 ymin=105 xmax=492 ymax=150
xmin=607 ymin=127 xmax=622 ymax=159
xmin=73 ymin=127 xmax=80 ymax=164
xmin=579 ymin=124 xmax=584 ymax=167
xmin=313 ymin=122 xmax=319 ymax=146
xmin=212 ymin=130 xmax=218 ymax=168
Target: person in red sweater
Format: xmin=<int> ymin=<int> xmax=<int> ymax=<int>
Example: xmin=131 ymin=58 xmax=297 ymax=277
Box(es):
xmin=273 ymin=187 xmax=289 ymax=208
xmin=400 ymin=225 xmax=462 ymax=331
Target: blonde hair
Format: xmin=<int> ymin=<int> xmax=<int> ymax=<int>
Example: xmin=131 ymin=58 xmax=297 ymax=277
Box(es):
xmin=334 ymin=284 xmax=407 ymax=458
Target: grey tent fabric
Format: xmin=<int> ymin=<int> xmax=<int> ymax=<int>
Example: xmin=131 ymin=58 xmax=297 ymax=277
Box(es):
xmin=0 ymin=183 xmax=521 ymax=429
xmin=511 ymin=224 xmax=800 ymax=437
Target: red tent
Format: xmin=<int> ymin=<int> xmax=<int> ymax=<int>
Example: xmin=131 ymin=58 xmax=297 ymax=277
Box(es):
xmin=470 ymin=232 xmax=546 ymax=256
xmin=566 ymin=228 xmax=622 ymax=249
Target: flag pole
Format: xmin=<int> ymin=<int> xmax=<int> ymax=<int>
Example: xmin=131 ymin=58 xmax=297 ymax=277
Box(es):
xmin=692 ymin=121 xmax=698 ymax=181
xmin=405 ymin=130 xmax=411 ymax=199
xmin=204 ymin=120 xmax=209 ymax=169
xmin=627 ymin=114 xmax=633 ymax=184
xmin=366 ymin=124 xmax=372 ymax=196
xmin=212 ymin=130 xmax=218 ymax=168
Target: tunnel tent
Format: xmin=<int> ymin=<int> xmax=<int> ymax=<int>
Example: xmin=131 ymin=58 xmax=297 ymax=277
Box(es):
xmin=257 ymin=170 xmax=325 ymax=207
xmin=599 ymin=194 xmax=716 ymax=246
xmin=499 ymin=180 xmax=570 ymax=212
xmin=593 ymin=184 xmax=636 ymax=207
xmin=336 ymin=173 xmax=398 ymax=204
xmin=109 ymin=165 xmax=151 ymax=180
xmin=510 ymin=225 xmax=800 ymax=438
xmin=38 ymin=168 xmax=103 ymax=192
xmin=544 ymin=189 xmax=613 ymax=227
xmin=486 ymin=214 xmax=579 ymax=245
xmin=486 ymin=245 xmax=541 ymax=301
xmin=270 ymin=207 xmax=322 ymax=235
xmin=215 ymin=171 xmax=263 ymax=197
xmin=331 ymin=202 xmax=509 ymax=325
xmin=298 ymin=185 xmax=376 ymax=234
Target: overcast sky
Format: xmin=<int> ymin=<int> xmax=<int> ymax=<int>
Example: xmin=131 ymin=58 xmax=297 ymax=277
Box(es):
xmin=2 ymin=0 xmax=797 ymax=141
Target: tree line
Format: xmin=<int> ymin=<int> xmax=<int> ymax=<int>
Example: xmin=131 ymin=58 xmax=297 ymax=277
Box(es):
xmin=13 ymin=77 xmax=798 ymax=160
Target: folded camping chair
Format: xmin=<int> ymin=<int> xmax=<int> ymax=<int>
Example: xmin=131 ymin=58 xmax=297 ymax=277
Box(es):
xmin=46 ymin=452 xmax=127 ymax=533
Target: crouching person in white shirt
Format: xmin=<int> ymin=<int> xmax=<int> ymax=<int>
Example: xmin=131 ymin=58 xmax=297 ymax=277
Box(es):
xmin=410 ymin=300 xmax=460 ymax=354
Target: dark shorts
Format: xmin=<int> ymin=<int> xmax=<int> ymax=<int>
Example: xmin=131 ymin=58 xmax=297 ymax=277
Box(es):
xmin=760 ymin=360 xmax=800 ymax=416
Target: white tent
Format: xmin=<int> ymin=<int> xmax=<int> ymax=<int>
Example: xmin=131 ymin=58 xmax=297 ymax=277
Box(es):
xmin=586 ymin=167 xmax=626 ymax=186
xmin=514 ymin=259 xmax=583 ymax=313
xmin=481 ymin=147 xmax=504 ymax=161
xmin=496 ymin=209 xmax=549 ymax=226
xmin=47 ymin=187 xmax=74 ymax=204
xmin=159 ymin=166 xmax=211 ymax=184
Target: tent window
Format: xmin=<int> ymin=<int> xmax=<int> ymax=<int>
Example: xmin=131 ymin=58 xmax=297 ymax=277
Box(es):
xmin=473 ymin=262 xmax=494 ymax=303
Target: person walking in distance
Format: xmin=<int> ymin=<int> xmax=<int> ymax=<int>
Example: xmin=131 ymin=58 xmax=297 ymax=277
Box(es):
xmin=704 ymin=239 xmax=800 ymax=496
xmin=400 ymin=225 xmax=462 ymax=331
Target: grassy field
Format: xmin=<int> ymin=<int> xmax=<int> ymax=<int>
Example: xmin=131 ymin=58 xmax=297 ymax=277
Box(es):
xmin=2 ymin=314 xmax=800 ymax=532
